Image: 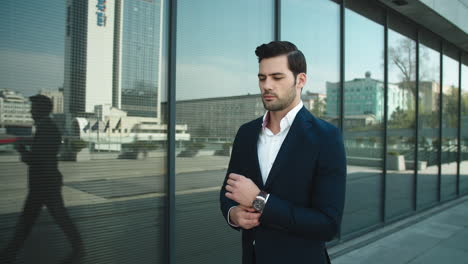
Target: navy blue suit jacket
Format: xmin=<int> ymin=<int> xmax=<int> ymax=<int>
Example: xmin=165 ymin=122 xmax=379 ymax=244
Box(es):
xmin=220 ymin=107 xmax=347 ymax=264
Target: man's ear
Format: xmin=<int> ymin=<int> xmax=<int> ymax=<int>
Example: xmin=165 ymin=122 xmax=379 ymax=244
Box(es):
xmin=296 ymin=73 xmax=307 ymax=89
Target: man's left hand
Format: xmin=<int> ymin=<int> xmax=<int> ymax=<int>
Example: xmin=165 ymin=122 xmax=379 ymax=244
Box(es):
xmin=225 ymin=173 xmax=260 ymax=208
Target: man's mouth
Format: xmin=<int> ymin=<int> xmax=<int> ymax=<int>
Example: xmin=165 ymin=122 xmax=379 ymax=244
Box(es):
xmin=263 ymin=94 xmax=276 ymax=100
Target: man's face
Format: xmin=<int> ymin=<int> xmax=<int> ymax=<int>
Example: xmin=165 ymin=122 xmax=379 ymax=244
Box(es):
xmin=258 ymin=55 xmax=304 ymax=112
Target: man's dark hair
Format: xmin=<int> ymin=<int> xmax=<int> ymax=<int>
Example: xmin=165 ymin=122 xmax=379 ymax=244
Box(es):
xmin=29 ymin=94 xmax=53 ymax=116
xmin=255 ymin=41 xmax=307 ymax=79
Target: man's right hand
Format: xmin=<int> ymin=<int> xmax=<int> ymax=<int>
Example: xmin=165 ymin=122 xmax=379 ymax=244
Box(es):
xmin=229 ymin=205 xmax=260 ymax=229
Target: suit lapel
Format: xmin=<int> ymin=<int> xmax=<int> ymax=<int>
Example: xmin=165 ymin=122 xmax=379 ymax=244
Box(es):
xmin=251 ymin=118 xmax=264 ymax=189
xmin=263 ymin=107 xmax=309 ymax=190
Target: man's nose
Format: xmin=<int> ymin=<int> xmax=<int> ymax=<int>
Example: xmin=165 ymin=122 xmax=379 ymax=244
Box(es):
xmin=261 ymin=78 xmax=273 ymax=91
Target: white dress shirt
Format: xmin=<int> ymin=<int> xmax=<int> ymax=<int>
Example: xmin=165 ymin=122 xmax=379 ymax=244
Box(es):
xmin=257 ymin=101 xmax=304 ymax=184
xmin=227 ymin=101 xmax=304 ymax=227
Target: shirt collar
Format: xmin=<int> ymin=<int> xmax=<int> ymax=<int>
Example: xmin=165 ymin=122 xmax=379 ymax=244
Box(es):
xmin=261 ymin=101 xmax=303 ymax=132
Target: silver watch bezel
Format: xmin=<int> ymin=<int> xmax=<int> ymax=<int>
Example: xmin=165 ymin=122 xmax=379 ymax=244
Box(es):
xmin=252 ymin=195 xmax=266 ymax=212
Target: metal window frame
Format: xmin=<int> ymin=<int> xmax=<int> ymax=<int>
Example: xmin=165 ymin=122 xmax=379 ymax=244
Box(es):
xmin=414 ymin=29 xmax=420 ymax=211
xmin=382 ymin=8 xmax=389 ymax=223
xmin=339 ymin=0 xmax=345 ymax=132
xmin=275 ymin=0 xmax=281 ymax=41
xmin=337 ymin=0 xmax=345 ymax=240
xmin=166 ymin=0 xmax=177 ymax=263
xmin=457 ymin=51 xmax=462 ymax=196
xmin=438 ymin=40 xmax=443 ymax=202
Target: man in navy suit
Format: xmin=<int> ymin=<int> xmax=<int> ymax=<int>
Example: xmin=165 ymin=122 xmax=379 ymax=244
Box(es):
xmin=220 ymin=41 xmax=346 ymax=264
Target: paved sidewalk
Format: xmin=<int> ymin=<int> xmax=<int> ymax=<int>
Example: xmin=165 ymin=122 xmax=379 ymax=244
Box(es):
xmin=331 ymin=195 xmax=468 ymax=264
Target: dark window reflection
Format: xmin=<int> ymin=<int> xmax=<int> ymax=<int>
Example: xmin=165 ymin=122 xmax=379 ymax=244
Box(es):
xmin=341 ymin=8 xmax=384 ymax=236
xmin=282 ymin=0 xmax=339 ymax=120
xmin=417 ymin=38 xmax=441 ymax=209
xmin=386 ymin=28 xmax=417 ymax=219
xmin=441 ymin=52 xmax=459 ymax=201
xmin=0 ymin=0 xmax=167 ymax=263
xmin=175 ymin=1 xmax=274 ymax=263
xmin=460 ymin=61 xmax=468 ymax=194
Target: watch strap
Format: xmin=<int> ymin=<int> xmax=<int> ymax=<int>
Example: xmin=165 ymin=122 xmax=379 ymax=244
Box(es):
xmin=257 ymin=190 xmax=268 ymax=199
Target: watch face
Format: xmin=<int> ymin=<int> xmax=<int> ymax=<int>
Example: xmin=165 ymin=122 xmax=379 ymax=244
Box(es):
xmin=253 ymin=198 xmax=265 ymax=211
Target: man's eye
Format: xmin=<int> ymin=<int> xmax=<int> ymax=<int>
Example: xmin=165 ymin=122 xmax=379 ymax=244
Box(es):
xmin=273 ymin=77 xmax=283 ymax=80
xmin=258 ymin=77 xmax=266 ymax=81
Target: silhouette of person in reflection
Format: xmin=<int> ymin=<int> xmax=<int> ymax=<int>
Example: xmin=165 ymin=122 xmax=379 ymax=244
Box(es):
xmin=1 ymin=95 xmax=84 ymax=264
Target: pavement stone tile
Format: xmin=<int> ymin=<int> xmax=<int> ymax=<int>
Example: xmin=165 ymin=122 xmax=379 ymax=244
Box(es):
xmin=437 ymin=229 xmax=468 ymax=251
xmin=407 ymin=245 xmax=468 ymax=264
xmin=332 ymin=198 xmax=468 ymax=264
xmin=410 ymin=221 xmax=463 ymax=239
xmin=372 ymin=231 xmax=442 ymax=253
xmin=344 ymin=244 xmax=422 ymax=264
xmin=431 ymin=212 xmax=468 ymax=227
xmin=332 ymin=255 xmax=363 ymax=264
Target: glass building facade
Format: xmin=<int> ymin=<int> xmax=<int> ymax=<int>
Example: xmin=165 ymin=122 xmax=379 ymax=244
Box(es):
xmin=0 ymin=0 xmax=467 ymax=263
xmin=119 ymin=0 xmax=161 ymax=118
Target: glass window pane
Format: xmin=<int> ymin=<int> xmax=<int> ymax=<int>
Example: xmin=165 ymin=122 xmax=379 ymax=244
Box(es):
xmin=441 ymin=50 xmax=459 ymax=201
xmin=417 ymin=32 xmax=441 ymax=209
xmin=460 ymin=58 xmax=468 ymax=194
xmin=386 ymin=26 xmax=417 ymax=219
xmin=0 ymin=0 xmax=167 ymax=263
xmin=175 ymin=1 xmax=274 ymax=263
xmin=342 ymin=7 xmax=384 ymax=236
xmin=282 ymin=0 xmax=340 ymax=121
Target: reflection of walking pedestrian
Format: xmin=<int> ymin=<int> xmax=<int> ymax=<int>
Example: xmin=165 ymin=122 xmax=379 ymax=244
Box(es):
xmin=1 ymin=95 xmax=84 ymax=264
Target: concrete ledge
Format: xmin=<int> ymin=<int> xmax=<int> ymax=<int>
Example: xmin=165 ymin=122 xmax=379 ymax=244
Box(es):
xmin=329 ymin=194 xmax=468 ymax=259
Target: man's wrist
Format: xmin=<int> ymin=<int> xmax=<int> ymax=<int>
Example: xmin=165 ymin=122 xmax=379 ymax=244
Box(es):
xmin=252 ymin=191 xmax=268 ymax=212
xmin=227 ymin=206 xmax=239 ymax=227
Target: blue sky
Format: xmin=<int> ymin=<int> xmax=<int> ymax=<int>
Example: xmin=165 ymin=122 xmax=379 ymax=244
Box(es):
xmin=0 ymin=0 xmax=66 ymax=96
xmin=1 ymin=0 xmax=462 ymax=100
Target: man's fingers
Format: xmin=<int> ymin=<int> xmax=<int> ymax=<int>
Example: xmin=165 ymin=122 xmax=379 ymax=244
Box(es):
xmin=226 ymin=179 xmax=236 ymax=186
xmin=231 ymin=207 xmax=261 ymax=229
xmin=225 ymin=191 xmax=240 ymax=204
xmin=225 ymin=185 xmax=234 ymax=193
xmin=238 ymin=210 xmax=260 ymax=220
xmin=228 ymin=173 xmax=242 ymax=180
xmin=244 ymin=212 xmax=260 ymax=220
xmin=238 ymin=205 xmax=256 ymax=212
xmin=239 ymin=218 xmax=259 ymax=228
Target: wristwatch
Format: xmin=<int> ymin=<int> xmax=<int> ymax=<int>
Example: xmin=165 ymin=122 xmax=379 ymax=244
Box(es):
xmin=252 ymin=190 xmax=268 ymax=212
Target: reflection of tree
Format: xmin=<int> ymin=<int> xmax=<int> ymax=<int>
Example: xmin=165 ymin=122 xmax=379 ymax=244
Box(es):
xmin=389 ymin=38 xmax=430 ymax=96
xmin=310 ymin=98 xmax=326 ymax=117
xmin=443 ymin=86 xmax=459 ymax=128
xmin=461 ymin=92 xmax=468 ymax=116
xmin=419 ymin=112 xmax=439 ymax=128
xmin=389 ymin=38 xmax=416 ymax=83
xmin=388 ymin=107 xmax=415 ymax=128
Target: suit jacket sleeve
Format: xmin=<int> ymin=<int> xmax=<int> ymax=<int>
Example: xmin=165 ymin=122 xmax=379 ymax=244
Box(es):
xmin=260 ymin=127 xmax=347 ymax=241
xmin=219 ymin=127 xmax=243 ymax=231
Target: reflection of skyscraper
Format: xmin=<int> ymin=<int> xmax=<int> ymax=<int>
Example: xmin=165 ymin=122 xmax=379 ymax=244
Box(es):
xmin=116 ymin=0 xmax=162 ymax=119
xmin=64 ymin=0 xmax=116 ymax=114
xmin=64 ymin=0 xmax=162 ymax=121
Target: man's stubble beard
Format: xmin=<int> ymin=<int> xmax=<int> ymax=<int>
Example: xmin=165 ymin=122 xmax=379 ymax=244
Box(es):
xmin=262 ymin=84 xmax=297 ymax=112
